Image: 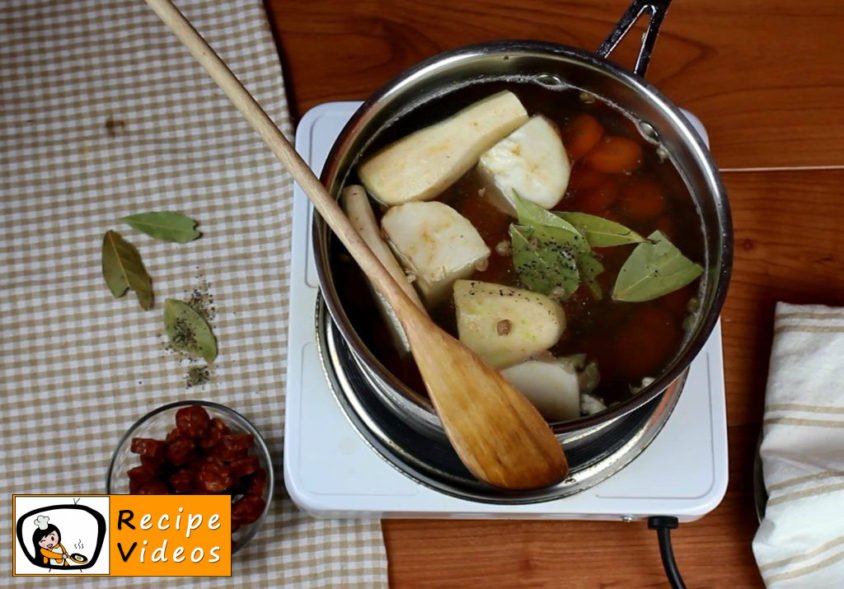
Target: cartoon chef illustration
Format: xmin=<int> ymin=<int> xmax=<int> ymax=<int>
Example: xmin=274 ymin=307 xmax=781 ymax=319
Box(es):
xmin=32 ymin=515 xmax=69 ymax=567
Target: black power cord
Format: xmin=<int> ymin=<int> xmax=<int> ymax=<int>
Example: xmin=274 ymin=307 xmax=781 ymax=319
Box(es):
xmin=648 ymin=516 xmax=686 ymax=589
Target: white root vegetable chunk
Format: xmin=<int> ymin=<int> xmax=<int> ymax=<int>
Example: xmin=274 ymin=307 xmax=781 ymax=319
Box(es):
xmin=381 ymin=202 xmax=490 ymax=306
xmin=478 ymin=115 xmax=571 ymax=214
xmin=341 ymin=185 xmax=427 ymax=355
xmin=501 ymin=359 xmax=581 ymax=422
xmin=501 ymin=355 xmax=602 ymax=422
xmin=453 ymin=280 xmax=566 ymax=369
xmin=581 ymin=393 xmax=607 ymax=416
xmin=359 ymin=91 xmax=529 ymax=206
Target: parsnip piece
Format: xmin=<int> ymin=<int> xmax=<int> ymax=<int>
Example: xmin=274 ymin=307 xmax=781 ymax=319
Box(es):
xmin=501 ymin=359 xmax=581 ymax=422
xmin=501 ymin=355 xmax=602 ymax=421
xmin=581 ymin=393 xmax=607 ymax=416
xmin=453 ymin=280 xmax=566 ymax=369
xmin=341 ymin=185 xmax=426 ymax=355
xmin=381 ymin=202 xmax=490 ymax=306
xmin=359 ymin=91 xmax=529 ymax=205
xmin=478 ymin=115 xmax=571 ymax=215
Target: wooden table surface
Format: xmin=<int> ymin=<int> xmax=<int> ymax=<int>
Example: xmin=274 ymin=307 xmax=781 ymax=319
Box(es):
xmin=264 ymin=0 xmax=844 ymax=586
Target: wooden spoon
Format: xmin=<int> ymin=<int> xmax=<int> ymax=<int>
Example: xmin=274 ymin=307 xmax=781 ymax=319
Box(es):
xmin=146 ymin=0 xmax=568 ymax=490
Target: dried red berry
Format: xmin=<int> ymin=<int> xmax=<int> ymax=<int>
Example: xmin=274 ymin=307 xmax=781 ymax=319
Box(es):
xmin=169 ymin=469 xmax=195 ymax=493
xmin=197 ymin=460 xmax=233 ymax=493
xmin=199 ymin=417 xmax=229 ymax=449
xmin=124 ymin=405 xmax=266 ymax=538
xmin=127 ymin=465 xmax=156 ymax=484
xmin=175 ymin=405 xmax=211 ymax=438
xmin=139 ymin=455 xmax=163 ymax=472
xmin=232 ymin=495 xmax=265 ymax=525
xmin=130 ymin=438 xmax=166 ymax=459
xmin=229 ymin=455 xmax=259 ymax=478
xmin=246 ymin=468 xmax=267 ymax=497
xmin=166 ymin=438 xmax=196 ymax=466
xmin=212 ymin=434 xmax=254 ymax=461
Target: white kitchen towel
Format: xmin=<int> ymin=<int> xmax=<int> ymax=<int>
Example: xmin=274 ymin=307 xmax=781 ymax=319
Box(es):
xmin=0 ymin=0 xmax=387 ymax=586
xmin=752 ymin=302 xmax=844 ymax=587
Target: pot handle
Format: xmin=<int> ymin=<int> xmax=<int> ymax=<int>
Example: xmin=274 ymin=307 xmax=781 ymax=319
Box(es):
xmin=596 ymin=0 xmax=672 ymax=78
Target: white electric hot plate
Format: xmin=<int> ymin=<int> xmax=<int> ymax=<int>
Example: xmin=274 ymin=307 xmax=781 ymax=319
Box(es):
xmin=283 ymin=102 xmax=728 ymax=521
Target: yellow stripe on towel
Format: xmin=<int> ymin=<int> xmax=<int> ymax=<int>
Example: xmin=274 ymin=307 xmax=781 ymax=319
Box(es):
xmin=766 ymin=403 xmax=844 ymax=414
xmin=768 ymin=470 xmax=844 ymax=492
xmin=763 ymin=416 xmax=844 ymax=428
xmin=759 ymin=535 xmax=844 ymax=573
xmin=764 ymin=549 xmax=844 ymax=584
xmin=767 ymin=481 xmax=844 ymax=506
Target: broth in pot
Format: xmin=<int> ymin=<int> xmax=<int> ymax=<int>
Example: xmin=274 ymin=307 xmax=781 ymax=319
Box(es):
xmin=332 ymin=80 xmax=705 ymax=425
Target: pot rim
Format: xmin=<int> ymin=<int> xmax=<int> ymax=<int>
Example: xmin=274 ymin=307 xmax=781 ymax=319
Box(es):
xmin=314 ymin=39 xmax=733 ymax=434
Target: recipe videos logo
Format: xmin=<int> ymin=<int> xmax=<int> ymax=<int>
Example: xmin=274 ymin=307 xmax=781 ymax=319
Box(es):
xmin=14 ymin=496 xmax=108 ymax=575
xmin=13 ymin=495 xmax=231 ymax=577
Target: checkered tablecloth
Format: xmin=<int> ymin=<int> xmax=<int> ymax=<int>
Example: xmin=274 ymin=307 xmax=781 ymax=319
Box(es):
xmin=0 ymin=0 xmax=388 ymax=586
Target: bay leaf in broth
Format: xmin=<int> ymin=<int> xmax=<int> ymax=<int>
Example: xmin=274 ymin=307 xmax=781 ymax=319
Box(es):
xmin=577 ymin=252 xmax=605 ymax=300
xmin=612 ymin=231 xmax=703 ymax=303
xmin=514 ymin=193 xmax=588 ymax=252
xmin=510 ymin=224 xmax=580 ymax=297
xmin=555 ymin=211 xmax=643 ymax=248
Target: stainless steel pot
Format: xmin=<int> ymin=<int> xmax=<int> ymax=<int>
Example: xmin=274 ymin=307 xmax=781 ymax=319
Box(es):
xmin=312 ymin=0 xmax=732 ymax=501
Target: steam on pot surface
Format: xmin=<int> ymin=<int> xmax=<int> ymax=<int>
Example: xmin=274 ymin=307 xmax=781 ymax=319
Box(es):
xmin=333 ymin=80 xmax=705 ymax=425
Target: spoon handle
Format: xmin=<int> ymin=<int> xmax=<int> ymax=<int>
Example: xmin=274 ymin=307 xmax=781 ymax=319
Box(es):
xmin=145 ymin=0 xmax=568 ymax=490
xmin=145 ymin=0 xmax=413 ymax=314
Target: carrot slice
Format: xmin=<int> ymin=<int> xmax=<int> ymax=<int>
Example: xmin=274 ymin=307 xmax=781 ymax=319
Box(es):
xmin=565 ymin=177 xmax=621 ymax=215
xmin=617 ymin=177 xmax=666 ymax=221
xmin=584 ymin=136 xmax=643 ymax=174
xmin=614 ymin=306 xmax=678 ymax=379
xmin=579 ymin=184 xmax=619 ymax=215
xmin=562 ymin=114 xmax=605 ymax=160
xmin=566 ymin=162 xmax=608 ymax=193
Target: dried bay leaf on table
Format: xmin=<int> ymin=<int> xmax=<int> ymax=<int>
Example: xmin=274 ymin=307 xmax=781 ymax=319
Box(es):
xmin=612 ymin=230 xmax=703 ymax=303
xmin=121 ymin=211 xmax=201 ymax=243
xmin=102 ymin=230 xmax=154 ymax=310
xmin=164 ymin=298 xmax=217 ymax=363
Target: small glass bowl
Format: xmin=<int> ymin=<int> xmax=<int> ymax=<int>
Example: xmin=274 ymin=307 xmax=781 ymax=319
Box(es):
xmin=106 ymin=400 xmax=274 ymax=553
